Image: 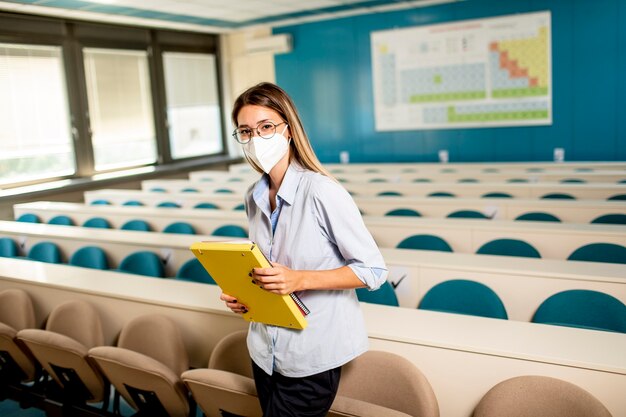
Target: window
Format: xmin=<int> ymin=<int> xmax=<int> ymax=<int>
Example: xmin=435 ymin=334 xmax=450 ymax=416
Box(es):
xmin=163 ymin=52 xmax=223 ymax=159
xmin=0 ymin=43 xmax=74 ymax=186
xmin=83 ymin=48 xmax=156 ymax=171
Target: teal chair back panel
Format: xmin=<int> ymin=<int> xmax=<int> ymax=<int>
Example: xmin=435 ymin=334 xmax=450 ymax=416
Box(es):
xmin=121 ymin=219 xmax=152 ymax=232
xmin=385 ymin=208 xmax=421 ymax=217
xmin=163 ymin=222 xmax=196 ymax=235
xmin=608 ymin=194 xmax=626 ymax=201
xmin=532 ymin=290 xmax=626 ymax=333
xmin=48 ymin=215 xmax=74 ymax=226
xmin=118 ymin=251 xmax=164 ymax=278
xmin=541 ymin=193 xmax=575 ymax=200
xmin=194 ymin=202 xmax=219 ymax=209
xmin=82 ymin=217 xmax=112 ymax=229
xmin=69 ymin=246 xmax=109 ymax=270
xmin=397 ymin=234 xmax=453 ymax=252
xmin=16 ymin=213 xmax=40 ymax=223
xmin=476 ymin=239 xmax=541 ymax=258
xmin=418 ymin=279 xmax=508 ymax=319
xmin=0 ymin=238 xmax=18 ymax=257
xmin=176 ymin=258 xmax=216 ymax=285
xmin=447 ymin=210 xmax=489 ymax=219
xmin=515 ymin=212 xmax=561 ymax=222
xmin=481 ymin=192 xmax=513 ymax=199
xmin=590 ymin=214 xmax=626 ymax=225
xmin=356 ymin=281 xmax=399 ymax=306
xmin=212 ymin=225 xmax=248 ymax=238
xmin=567 ymin=243 xmax=626 ymax=264
xmin=28 ymin=241 xmax=62 ymax=264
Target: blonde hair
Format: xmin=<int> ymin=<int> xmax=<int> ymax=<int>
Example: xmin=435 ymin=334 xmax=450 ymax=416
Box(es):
xmin=231 ymin=82 xmax=333 ymax=179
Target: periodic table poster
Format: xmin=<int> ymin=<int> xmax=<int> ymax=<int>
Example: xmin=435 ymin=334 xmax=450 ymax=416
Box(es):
xmin=371 ymin=11 xmax=552 ymax=131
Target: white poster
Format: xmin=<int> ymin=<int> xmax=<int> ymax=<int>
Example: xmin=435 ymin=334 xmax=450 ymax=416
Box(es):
xmin=371 ymin=11 xmax=552 ymax=131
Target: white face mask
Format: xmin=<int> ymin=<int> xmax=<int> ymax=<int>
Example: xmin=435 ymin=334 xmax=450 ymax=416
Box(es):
xmin=243 ymin=126 xmax=290 ymax=174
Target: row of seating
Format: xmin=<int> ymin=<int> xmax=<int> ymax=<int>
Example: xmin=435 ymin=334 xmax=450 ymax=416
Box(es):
xmin=0 ymin=289 xmax=614 ymax=417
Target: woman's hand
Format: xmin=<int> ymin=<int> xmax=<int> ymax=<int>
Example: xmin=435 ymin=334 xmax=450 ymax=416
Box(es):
xmin=220 ymin=293 xmax=248 ymax=314
xmin=253 ymin=263 xmax=305 ymax=295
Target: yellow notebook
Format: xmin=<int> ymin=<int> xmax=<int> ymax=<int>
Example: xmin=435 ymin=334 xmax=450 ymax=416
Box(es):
xmin=190 ymin=240 xmax=308 ymax=330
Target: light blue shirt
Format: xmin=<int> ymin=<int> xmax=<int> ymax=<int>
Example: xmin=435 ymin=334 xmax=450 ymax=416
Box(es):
xmin=245 ymin=162 xmax=388 ymax=377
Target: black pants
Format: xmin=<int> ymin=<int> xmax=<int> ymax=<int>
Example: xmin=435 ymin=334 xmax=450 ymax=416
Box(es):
xmin=251 ymin=361 xmax=342 ymax=417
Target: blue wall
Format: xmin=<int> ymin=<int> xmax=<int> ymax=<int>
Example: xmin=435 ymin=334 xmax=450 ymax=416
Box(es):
xmin=274 ymin=0 xmax=626 ymax=163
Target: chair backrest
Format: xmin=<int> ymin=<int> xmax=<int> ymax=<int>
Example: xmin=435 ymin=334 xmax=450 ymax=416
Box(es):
xmin=418 ymin=279 xmax=508 ymax=319
xmin=567 ymin=243 xmax=626 ymax=264
xmin=590 ymin=214 xmax=626 ymax=225
xmin=48 ymin=215 xmax=74 ymax=226
xmin=82 ymin=217 xmax=112 ymax=229
xmin=330 ymin=350 xmax=439 ymax=417
xmin=212 ymin=224 xmax=248 ymax=238
xmin=356 ymin=281 xmax=399 ymax=306
xmin=27 ymin=241 xmax=63 ymax=264
xmin=156 ymin=201 xmax=181 ymax=208
xmin=163 ymin=222 xmax=196 ymax=235
xmin=532 ymin=289 xmax=626 ymax=333
xmin=0 ymin=289 xmax=37 ymax=383
xmin=69 ymin=246 xmax=109 ymax=270
xmin=176 ymin=258 xmax=216 ymax=285
xmin=541 ymin=193 xmax=575 ymax=200
xmin=121 ymin=219 xmax=152 ymax=232
xmin=447 ymin=210 xmax=489 ymax=219
xmin=397 ymin=234 xmax=453 ymax=252
xmin=385 ymin=208 xmax=421 ymax=217
xmin=194 ymin=202 xmax=219 ymax=209
xmin=0 ymin=289 xmax=36 ymax=331
xmin=16 ymin=213 xmax=40 ymax=223
xmin=0 ymin=237 xmax=19 ymax=257
xmin=515 ymin=212 xmax=561 ymax=222
xmin=472 ymin=375 xmax=612 ymax=417
xmin=118 ymin=251 xmax=164 ymax=277
xmin=476 ymin=238 xmax=541 ymax=258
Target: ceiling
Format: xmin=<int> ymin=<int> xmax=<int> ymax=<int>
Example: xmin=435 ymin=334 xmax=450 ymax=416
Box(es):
xmin=0 ymin=0 xmax=460 ymax=33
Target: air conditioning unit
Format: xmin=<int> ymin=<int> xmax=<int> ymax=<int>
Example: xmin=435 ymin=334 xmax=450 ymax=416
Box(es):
xmin=244 ymin=34 xmax=292 ymax=55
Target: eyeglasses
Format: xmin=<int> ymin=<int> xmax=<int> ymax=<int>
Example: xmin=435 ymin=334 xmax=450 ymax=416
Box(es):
xmin=232 ymin=121 xmax=288 ymax=144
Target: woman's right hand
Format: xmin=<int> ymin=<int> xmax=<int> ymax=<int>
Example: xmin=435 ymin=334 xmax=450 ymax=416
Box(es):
xmin=220 ymin=293 xmax=248 ymax=314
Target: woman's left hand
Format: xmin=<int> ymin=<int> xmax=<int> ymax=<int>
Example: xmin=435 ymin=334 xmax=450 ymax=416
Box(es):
xmin=253 ymin=263 xmax=304 ymax=294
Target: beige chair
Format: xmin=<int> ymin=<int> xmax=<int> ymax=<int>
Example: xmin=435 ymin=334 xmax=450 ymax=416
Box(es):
xmin=0 ymin=289 xmax=37 ymax=384
xmin=472 ymin=375 xmax=612 ymax=417
xmin=182 ymin=330 xmax=262 ymax=417
xmin=16 ymin=300 xmax=108 ymax=406
xmin=88 ymin=314 xmax=191 ymax=417
xmin=329 ymin=350 xmax=439 ymax=417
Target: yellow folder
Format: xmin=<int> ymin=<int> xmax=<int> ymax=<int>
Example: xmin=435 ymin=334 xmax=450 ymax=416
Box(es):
xmin=190 ymin=240 xmax=308 ymax=330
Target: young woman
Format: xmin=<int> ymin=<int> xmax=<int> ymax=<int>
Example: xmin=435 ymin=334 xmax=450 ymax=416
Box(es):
xmin=220 ymin=82 xmax=387 ymax=417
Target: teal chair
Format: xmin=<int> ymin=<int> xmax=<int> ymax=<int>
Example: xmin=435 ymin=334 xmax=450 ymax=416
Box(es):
xmin=90 ymin=199 xmax=111 ymax=205
xmin=233 ymin=204 xmax=246 ymax=211
xmin=446 ymin=210 xmax=489 ymax=219
xmin=27 ymin=241 xmax=62 ymax=264
xmin=163 ymin=222 xmax=196 ymax=235
xmin=384 ymin=208 xmax=421 ymax=217
xmin=427 ymin=192 xmax=455 ymax=198
xmin=418 ymin=279 xmax=508 ymax=319
xmin=515 ymin=212 xmax=561 ymax=222
xmin=117 ymin=251 xmax=164 ymax=278
xmin=377 ymin=191 xmax=403 ymax=197
xmin=215 ymin=188 xmax=234 ymax=194
xmin=532 ymin=290 xmax=626 ymax=333
xmin=120 ymin=219 xmax=152 ymax=232
xmin=48 ymin=215 xmax=74 ymax=226
xmin=194 ymin=202 xmax=220 ymax=209
xmin=397 ymin=234 xmax=453 ymax=252
xmin=176 ymin=258 xmax=216 ymax=285
xmin=541 ymin=193 xmax=575 ymax=200
xmin=608 ymin=194 xmax=626 ymax=201
xmin=82 ymin=217 xmax=112 ymax=229
xmin=590 ymin=214 xmax=626 ymax=225
xmin=476 ymin=239 xmax=541 ymax=258
xmin=356 ymin=281 xmax=399 ymax=306
xmin=122 ymin=200 xmax=144 ymax=206
xmin=212 ymin=225 xmax=248 ymax=238
xmin=0 ymin=237 xmax=18 ymax=257
xmin=69 ymin=246 xmax=109 ymax=270
xmin=567 ymin=243 xmax=626 ymax=264
xmin=156 ymin=201 xmax=181 ymax=208
xmin=16 ymin=213 xmax=40 ymax=223
xmin=481 ymin=192 xmax=513 ymax=199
